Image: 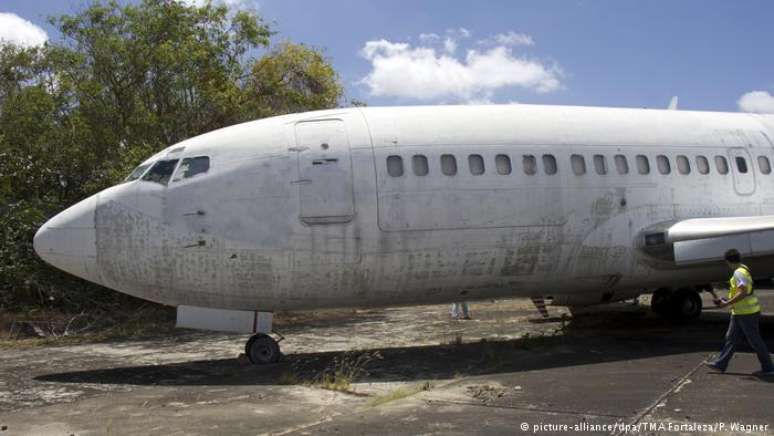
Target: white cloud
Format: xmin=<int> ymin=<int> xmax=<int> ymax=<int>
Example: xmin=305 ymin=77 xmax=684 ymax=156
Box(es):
xmin=738 ymin=91 xmax=774 ymax=114
xmin=418 ymin=29 xmax=469 ymax=54
xmin=480 ymin=31 xmax=535 ymax=47
xmin=443 ymin=37 xmax=456 ymax=54
xmin=177 ymin=0 xmax=259 ymax=10
xmin=464 ymin=97 xmax=494 ymax=105
xmin=464 ymin=98 xmax=520 ymax=105
xmin=456 ymin=27 xmax=472 ymax=38
xmin=0 ymin=13 xmax=48 ymax=48
xmin=358 ymin=37 xmax=561 ymax=102
xmin=419 ymin=33 xmax=440 ymax=42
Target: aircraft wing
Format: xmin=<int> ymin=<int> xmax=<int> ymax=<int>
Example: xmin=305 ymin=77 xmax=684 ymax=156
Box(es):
xmin=667 ymin=216 xmax=774 ymax=242
xmin=641 ymin=215 xmax=774 ymax=266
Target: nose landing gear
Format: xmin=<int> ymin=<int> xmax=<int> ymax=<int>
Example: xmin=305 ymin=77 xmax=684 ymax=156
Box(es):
xmin=245 ymin=333 xmax=283 ymax=364
xmin=176 ymin=306 xmax=284 ymax=365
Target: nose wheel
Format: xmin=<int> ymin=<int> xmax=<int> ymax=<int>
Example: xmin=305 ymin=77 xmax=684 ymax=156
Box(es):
xmin=245 ymin=333 xmax=282 ymax=364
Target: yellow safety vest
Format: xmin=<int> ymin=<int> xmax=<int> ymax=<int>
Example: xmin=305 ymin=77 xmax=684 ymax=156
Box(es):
xmin=728 ymin=265 xmax=761 ymax=315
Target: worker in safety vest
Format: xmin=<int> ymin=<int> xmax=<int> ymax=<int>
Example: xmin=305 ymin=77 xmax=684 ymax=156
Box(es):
xmin=704 ymin=249 xmax=774 ymax=376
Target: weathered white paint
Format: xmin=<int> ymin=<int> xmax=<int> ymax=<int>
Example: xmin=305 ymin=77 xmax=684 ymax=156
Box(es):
xmin=33 ymin=104 xmax=774 ymax=312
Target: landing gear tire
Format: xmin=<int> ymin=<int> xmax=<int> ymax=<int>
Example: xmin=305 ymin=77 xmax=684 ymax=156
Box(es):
xmin=651 ymin=288 xmax=702 ymax=322
xmin=669 ymin=289 xmax=702 ymax=322
xmin=650 ymin=288 xmax=671 ymax=316
xmin=245 ymin=333 xmax=281 ymax=364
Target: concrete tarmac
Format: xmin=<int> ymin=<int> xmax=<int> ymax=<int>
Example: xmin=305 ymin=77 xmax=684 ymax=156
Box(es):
xmin=1 ymin=292 xmax=773 ymax=435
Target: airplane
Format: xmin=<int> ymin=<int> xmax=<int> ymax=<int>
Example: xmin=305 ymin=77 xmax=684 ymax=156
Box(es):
xmin=33 ymin=103 xmax=774 ymax=364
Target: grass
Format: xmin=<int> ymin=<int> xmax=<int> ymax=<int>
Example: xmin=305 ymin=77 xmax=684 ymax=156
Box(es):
xmin=0 ymin=305 xmax=178 ymax=349
xmin=313 ymin=350 xmax=383 ymax=393
xmin=368 ymin=381 xmax=434 ymax=407
xmin=317 ymin=373 xmax=354 ymax=392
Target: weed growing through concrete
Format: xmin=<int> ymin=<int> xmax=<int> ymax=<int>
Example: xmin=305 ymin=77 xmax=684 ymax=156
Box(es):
xmin=314 ymin=350 xmax=382 ymax=393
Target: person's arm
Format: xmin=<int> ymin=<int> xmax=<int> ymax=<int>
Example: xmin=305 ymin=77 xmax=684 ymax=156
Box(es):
xmin=708 ymin=288 xmax=723 ymax=306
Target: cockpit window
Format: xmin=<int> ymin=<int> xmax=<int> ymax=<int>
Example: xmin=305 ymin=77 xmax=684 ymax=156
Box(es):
xmin=124 ymin=163 xmax=151 ymax=182
xmin=173 ymin=156 xmax=210 ymax=182
xmin=142 ymin=159 xmax=179 ymax=185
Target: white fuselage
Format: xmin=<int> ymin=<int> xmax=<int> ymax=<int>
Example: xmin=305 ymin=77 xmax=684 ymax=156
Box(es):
xmin=34 ymin=104 xmax=774 ymax=311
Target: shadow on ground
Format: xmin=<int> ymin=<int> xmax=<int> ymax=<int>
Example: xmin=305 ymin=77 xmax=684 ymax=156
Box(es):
xmin=36 ymin=309 xmax=774 ymax=387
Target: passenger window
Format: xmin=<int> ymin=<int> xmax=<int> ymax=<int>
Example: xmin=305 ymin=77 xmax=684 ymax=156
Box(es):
xmin=441 ymin=154 xmax=457 ymax=176
xmin=571 ymin=154 xmax=586 ymax=175
xmin=125 ymin=163 xmax=151 ymax=182
xmin=657 ymin=155 xmax=671 ymax=174
xmin=636 ymin=155 xmax=650 ymax=174
xmin=142 ymin=159 xmax=179 ymax=185
xmin=543 ymin=154 xmax=557 ymax=175
xmin=696 ymin=156 xmax=710 ymax=174
xmin=735 ymin=157 xmax=748 ymax=174
xmin=469 ymin=154 xmax=485 ymax=175
xmin=715 ymin=156 xmax=729 ymax=174
xmin=387 ymin=155 xmax=403 ymax=177
xmin=522 ymin=155 xmax=537 ymax=175
xmin=614 ymin=155 xmax=629 ymax=174
xmin=758 ymin=156 xmax=771 ymax=174
xmin=495 ymin=154 xmax=511 ymax=175
xmin=412 ymin=155 xmax=429 ymax=176
xmin=174 ymin=156 xmax=210 ymax=182
xmin=676 ymin=155 xmax=690 ymax=174
xmin=593 ymin=154 xmax=607 ymax=175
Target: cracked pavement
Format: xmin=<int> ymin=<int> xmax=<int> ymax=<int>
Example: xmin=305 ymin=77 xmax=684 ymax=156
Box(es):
xmin=1 ymin=293 xmax=773 ymax=435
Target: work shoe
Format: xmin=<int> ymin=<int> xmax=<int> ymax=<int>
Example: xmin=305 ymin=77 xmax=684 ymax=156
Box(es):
xmin=752 ymin=369 xmax=774 ymax=377
xmin=703 ymin=361 xmax=725 ymax=372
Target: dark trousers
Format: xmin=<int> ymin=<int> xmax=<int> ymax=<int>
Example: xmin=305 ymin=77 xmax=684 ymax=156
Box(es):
xmin=712 ymin=313 xmax=774 ymax=372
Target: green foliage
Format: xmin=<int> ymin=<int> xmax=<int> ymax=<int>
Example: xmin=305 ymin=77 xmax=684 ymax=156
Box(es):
xmin=314 ymin=351 xmax=382 ymax=393
xmin=247 ymin=42 xmax=343 ymax=117
xmin=0 ymin=0 xmax=344 ymax=312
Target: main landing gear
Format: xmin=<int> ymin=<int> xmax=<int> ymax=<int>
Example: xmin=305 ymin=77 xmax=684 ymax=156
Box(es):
xmin=651 ymin=286 xmax=704 ymax=322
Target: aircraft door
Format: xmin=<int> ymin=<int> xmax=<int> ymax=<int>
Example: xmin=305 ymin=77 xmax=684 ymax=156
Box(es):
xmin=728 ymin=147 xmax=755 ymax=196
xmin=294 ymin=120 xmax=355 ymax=224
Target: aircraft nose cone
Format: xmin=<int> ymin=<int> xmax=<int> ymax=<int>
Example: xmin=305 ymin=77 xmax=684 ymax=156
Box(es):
xmin=34 ymin=195 xmax=101 ymax=283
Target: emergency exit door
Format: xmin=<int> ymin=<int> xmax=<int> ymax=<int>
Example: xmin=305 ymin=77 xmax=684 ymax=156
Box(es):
xmin=294 ymin=120 xmax=355 ymax=224
xmin=728 ymin=147 xmax=755 ymax=196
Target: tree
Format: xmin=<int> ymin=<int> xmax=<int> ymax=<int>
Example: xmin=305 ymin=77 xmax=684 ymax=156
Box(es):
xmin=246 ymin=42 xmax=342 ymax=117
xmin=0 ymin=45 xmax=91 ymax=309
xmin=0 ymin=0 xmax=344 ymax=312
xmin=53 ymin=0 xmax=272 ymax=151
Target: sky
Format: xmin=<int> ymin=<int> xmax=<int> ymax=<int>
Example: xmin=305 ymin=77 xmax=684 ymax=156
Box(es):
xmin=2 ymin=0 xmax=774 ymax=113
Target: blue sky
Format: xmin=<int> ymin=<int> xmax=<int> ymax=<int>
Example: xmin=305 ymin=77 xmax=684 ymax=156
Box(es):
xmin=2 ymin=0 xmax=774 ymax=112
